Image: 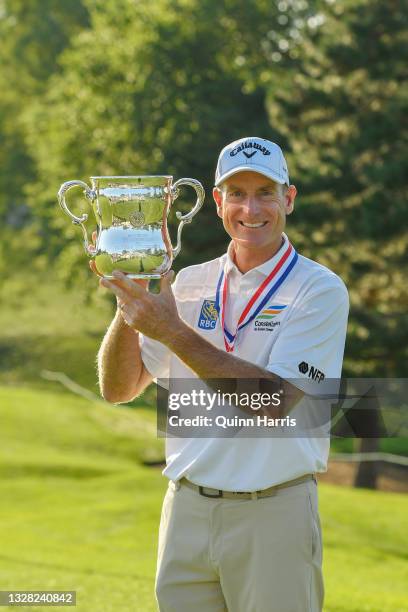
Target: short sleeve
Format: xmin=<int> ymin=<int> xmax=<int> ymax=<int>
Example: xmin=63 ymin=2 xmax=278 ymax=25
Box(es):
xmin=139 ymin=333 xmax=172 ymax=379
xmin=266 ymin=280 xmax=349 ymax=393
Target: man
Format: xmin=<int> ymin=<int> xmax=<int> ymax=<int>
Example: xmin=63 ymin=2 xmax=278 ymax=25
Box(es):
xmin=95 ymin=137 xmax=349 ymax=611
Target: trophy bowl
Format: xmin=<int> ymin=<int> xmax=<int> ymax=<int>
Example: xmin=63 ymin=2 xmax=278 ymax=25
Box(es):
xmin=57 ymin=175 xmax=205 ymax=278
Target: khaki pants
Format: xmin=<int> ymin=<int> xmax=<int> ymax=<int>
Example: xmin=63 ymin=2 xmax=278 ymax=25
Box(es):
xmin=155 ymin=478 xmax=324 ymax=612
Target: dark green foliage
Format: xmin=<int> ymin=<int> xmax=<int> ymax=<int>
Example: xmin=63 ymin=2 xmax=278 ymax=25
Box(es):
xmin=0 ymin=0 xmax=90 ymax=274
xmin=264 ymin=0 xmax=408 ymax=375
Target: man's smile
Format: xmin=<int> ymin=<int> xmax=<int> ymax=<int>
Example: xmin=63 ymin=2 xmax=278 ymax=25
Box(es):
xmin=238 ymin=221 xmax=268 ymax=228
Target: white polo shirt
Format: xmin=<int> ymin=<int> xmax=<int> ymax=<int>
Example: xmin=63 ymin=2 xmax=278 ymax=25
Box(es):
xmin=140 ymin=233 xmax=349 ymax=491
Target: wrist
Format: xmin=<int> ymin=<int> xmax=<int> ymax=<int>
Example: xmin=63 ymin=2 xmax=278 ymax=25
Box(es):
xmin=114 ymin=308 xmax=136 ymax=332
xmin=165 ymin=318 xmax=190 ymax=352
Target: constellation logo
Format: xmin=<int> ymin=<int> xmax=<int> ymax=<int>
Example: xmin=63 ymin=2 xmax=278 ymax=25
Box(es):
xmin=298 ymin=361 xmax=325 ymax=383
xmin=254 ymin=304 xmax=287 ymax=331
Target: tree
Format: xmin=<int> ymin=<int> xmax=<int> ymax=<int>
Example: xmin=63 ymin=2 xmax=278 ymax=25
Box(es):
xmin=0 ymin=0 xmax=90 ymax=275
xmin=263 ymin=0 xmax=408 ymax=378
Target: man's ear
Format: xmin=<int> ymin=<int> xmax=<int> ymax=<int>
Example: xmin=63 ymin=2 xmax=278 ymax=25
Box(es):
xmin=213 ymin=187 xmax=223 ymax=218
xmin=285 ymin=185 xmax=297 ymax=215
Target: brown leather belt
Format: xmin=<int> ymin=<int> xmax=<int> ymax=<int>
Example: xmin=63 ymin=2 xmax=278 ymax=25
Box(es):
xmin=179 ymin=473 xmax=316 ymax=500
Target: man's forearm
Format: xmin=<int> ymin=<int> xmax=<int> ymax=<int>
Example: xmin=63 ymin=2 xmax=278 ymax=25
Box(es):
xmin=166 ymin=321 xmax=302 ymax=416
xmin=98 ymin=309 xmax=144 ymax=402
xmin=167 ymin=321 xmax=269 ymax=379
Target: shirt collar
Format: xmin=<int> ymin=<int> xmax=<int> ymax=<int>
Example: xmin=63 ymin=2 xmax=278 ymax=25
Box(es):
xmin=225 ymin=232 xmax=289 ymax=277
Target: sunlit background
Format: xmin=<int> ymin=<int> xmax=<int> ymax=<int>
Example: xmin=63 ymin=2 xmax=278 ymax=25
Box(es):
xmin=0 ymin=1 xmax=407 ymax=610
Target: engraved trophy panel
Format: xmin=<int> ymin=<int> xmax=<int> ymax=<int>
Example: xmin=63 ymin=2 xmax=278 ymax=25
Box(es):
xmin=57 ymin=175 xmax=205 ymax=278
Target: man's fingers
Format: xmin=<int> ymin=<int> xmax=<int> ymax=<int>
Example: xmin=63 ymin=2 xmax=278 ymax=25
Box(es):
xmin=111 ymin=270 xmax=146 ymax=297
xmin=100 ymin=278 xmax=134 ymax=303
xmin=134 ymin=278 xmax=149 ymax=289
xmin=160 ymin=270 xmax=175 ymax=293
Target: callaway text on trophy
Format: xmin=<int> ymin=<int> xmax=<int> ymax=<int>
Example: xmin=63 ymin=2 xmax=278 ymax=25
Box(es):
xmin=57 ymin=175 xmax=205 ymax=278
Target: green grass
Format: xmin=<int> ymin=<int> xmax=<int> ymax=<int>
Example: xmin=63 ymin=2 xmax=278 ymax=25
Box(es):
xmin=321 ymin=484 xmax=408 ymax=611
xmin=330 ymin=437 xmax=408 ymax=457
xmin=0 ymin=385 xmax=164 ymax=611
xmin=1 ymin=386 xmax=407 ymax=611
xmin=0 ymin=272 xmax=108 ymax=392
xmin=0 ymin=472 xmax=163 ymax=611
xmin=0 ymin=272 xmax=157 ymax=409
xmin=1 ymin=276 xmax=407 ymax=610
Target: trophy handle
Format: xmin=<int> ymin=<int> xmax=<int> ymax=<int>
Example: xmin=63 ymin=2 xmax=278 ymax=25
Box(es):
xmin=57 ymin=180 xmax=96 ymax=255
xmin=170 ymin=178 xmax=205 ymax=258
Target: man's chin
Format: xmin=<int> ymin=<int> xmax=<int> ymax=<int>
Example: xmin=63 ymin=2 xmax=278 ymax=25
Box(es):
xmin=231 ymin=236 xmax=269 ymax=249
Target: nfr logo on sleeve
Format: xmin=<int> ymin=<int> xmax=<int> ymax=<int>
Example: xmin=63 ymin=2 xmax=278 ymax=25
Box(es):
xmin=198 ymin=299 xmax=219 ymax=330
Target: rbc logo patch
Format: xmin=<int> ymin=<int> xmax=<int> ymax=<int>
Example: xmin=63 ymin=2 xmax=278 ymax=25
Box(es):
xmin=198 ymin=300 xmax=218 ymax=330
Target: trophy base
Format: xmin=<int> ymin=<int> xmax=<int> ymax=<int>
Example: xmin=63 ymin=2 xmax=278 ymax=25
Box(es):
xmin=102 ymin=273 xmax=162 ymax=279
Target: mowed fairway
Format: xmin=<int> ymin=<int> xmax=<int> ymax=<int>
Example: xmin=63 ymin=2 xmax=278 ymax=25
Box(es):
xmin=1 ymin=386 xmax=407 ymax=612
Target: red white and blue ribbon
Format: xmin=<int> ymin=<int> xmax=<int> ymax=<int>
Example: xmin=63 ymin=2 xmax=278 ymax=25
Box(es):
xmin=215 ymin=241 xmax=298 ymax=352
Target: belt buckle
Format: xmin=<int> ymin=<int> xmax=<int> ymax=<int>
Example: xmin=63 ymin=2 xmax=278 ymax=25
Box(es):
xmin=198 ymin=486 xmax=223 ymax=498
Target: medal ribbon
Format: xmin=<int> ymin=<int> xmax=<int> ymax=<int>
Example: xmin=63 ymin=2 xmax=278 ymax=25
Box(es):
xmin=215 ymin=241 xmax=298 ymax=352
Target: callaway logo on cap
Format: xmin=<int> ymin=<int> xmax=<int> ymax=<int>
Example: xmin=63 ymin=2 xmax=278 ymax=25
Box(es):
xmin=215 ymin=137 xmax=289 ymax=187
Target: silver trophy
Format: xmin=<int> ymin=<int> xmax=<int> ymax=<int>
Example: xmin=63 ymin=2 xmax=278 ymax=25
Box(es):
xmin=57 ymin=175 xmax=205 ymax=278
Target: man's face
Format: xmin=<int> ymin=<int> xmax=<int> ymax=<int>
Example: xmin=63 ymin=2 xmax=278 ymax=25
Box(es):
xmin=213 ymin=171 xmax=296 ymax=253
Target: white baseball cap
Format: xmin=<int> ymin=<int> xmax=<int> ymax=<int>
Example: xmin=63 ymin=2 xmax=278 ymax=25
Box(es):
xmin=215 ymin=136 xmax=289 ymax=186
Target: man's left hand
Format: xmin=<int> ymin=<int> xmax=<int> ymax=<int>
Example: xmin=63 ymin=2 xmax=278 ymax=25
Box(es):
xmin=100 ymin=270 xmax=181 ymax=342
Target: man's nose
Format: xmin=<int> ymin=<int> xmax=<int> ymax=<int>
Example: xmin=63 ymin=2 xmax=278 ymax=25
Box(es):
xmin=241 ymin=195 xmax=261 ymax=216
